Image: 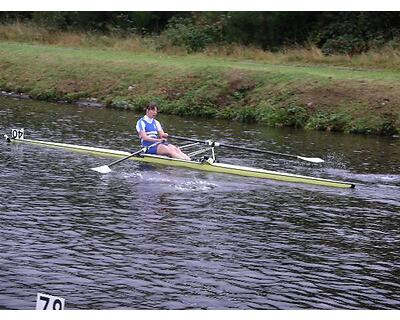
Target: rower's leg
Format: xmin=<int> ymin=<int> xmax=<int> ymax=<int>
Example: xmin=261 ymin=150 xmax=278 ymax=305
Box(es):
xmin=157 ymin=144 xmax=191 ymax=160
xmin=172 ymin=145 xmax=191 ymax=160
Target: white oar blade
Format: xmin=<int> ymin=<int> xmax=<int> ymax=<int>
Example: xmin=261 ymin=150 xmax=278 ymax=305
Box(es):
xmin=91 ymin=165 xmax=112 ymax=174
xmin=298 ymin=156 xmax=325 ymax=163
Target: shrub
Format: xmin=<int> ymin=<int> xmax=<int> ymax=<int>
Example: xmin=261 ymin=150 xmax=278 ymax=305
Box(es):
xmin=29 ymin=87 xmax=59 ymax=100
xmin=321 ymin=34 xmax=367 ymax=56
xmin=110 ymin=97 xmax=133 ymax=110
xmin=233 ymin=107 xmax=258 ymax=123
xmin=348 ymin=113 xmax=399 ymax=135
xmin=305 ymin=112 xmax=352 ymax=132
xmin=285 ymin=105 xmax=309 ymax=128
xmin=177 ymin=102 xmax=217 ymax=118
xmin=259 ymin=104 xmax=308 ymax=128
xmin=162 ymin=17 xmax=220 ymax=53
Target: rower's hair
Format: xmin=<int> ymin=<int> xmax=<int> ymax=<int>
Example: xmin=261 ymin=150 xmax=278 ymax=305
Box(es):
xmin=146 ymin=101 xmax=158 ymax=111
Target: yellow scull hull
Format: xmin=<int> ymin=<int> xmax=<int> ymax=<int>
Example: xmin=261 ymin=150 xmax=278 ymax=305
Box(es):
xmin=12 ymin=138 xmax=355 ymax=188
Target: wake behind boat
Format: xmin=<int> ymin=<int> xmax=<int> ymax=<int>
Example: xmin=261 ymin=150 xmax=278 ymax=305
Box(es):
xmin=4 ymin=129 xmax=355 ymax=189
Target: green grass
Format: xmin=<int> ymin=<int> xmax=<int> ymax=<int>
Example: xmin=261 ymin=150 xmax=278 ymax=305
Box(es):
xmin=2 ymin=22 xmax=400 ymax=71
xmin=3 ymin=42 xmax=400 ymax=81
xmin=0 ymin=41 xmax=399 ymax=136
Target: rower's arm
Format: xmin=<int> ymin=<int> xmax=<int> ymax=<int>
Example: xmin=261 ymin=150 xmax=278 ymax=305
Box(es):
xmin=158 ymin=129 xmax=168 ymax=139
xmin=138 ymin=130 xmax=164 ymax=143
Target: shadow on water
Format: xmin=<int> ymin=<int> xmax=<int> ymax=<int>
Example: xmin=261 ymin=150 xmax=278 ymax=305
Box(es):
xmin=0 ymin=96 xmax=399 ymax=309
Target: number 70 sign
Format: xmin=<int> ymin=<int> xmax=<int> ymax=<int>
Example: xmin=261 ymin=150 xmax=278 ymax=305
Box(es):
xmin=36 ymin=293 xmax=65 ymax=310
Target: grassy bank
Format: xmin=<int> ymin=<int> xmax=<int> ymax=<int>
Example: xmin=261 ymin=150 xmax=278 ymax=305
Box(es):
xmin=2 ymin=22 xmax=400 ymax=71
xmin=0 ymin=41 xmax=399 ymax=136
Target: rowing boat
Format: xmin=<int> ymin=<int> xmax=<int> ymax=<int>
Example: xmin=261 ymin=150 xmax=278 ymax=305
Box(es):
xmin=5 ymin=129 xmax=355 ymax=188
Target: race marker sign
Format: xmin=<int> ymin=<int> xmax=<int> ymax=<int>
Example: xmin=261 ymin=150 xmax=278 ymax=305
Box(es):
xmin=36 ymin=293 xmax=65 ymax=310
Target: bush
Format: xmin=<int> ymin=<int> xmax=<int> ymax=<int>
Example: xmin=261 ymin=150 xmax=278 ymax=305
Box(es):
xmin=348 ymin=113 xmax=399 ymax=135
xmin=259 ymin=104 xmax=308 ymax=128
xmin=321 ymin=34 xmax=367 ymax=56
xmin=305 ymin=112 xmax=352 ymax=131
xmin=29 ymin=87 xmax=59 ymax=100
xmin=216 ymin=106 xmax=254 ymax=123
xmin=162 ymin=17 xmax=220 ymax=53
xmin=175 ymin=101 xmax=217 ymax=118
xmin=110 ymin=97 xmax=133 ymax=110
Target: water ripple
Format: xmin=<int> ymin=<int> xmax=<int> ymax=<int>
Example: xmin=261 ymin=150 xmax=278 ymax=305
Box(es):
xmin=1 ymin=97 xmax=400 ymax=309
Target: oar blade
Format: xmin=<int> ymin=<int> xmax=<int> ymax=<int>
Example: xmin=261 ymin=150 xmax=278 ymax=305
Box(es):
xmin=91 ymin=165 xmax=112 ymax=174
xmin=297 ymin=156 xmax=325 ymax=163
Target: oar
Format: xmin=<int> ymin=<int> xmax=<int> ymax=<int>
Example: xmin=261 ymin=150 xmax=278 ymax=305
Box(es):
xmin=169 ymin=135 xmax=324 ymax=163
xmin=91 ymin=141 xmax=161 ymax=174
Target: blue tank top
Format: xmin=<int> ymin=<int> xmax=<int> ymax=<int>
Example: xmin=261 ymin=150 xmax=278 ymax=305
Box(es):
xmin=136 ymin=116 xmax=161 ymax=147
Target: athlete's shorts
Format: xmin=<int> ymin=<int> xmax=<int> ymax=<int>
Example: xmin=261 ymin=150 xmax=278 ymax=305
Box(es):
xmin=144 ymin=141 xmax=169 ymax=155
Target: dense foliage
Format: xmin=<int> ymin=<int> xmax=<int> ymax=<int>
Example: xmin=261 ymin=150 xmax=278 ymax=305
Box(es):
xmin=1 ymin=12 xmax=400 ymax=54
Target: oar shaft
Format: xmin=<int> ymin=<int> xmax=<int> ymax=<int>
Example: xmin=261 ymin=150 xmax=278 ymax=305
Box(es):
xmin=169 ymin=135 xmax=204 ymax=144
xmin=91 ymin=141 xmax=162 ymax=173
xmin=170 ymin=135 xmax=295 ymax=158
xmin=169 ymin=135 xmax=323 ymax=163
xmin=219 ymin=142 xmax=297 ymax=159
xmin=106 ymin=148 xmax=145 ymax=168
xmin=108 ymin=141 xmax=162 ymax=167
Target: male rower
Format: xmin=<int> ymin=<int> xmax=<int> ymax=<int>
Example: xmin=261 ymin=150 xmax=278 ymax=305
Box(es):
xmin=136 ymin=102 xmax=191 ymax=160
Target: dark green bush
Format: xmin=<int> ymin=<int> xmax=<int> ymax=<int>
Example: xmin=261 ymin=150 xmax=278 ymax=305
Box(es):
xmin=2 ymin=12 xmax=400 ymax=51
xmin=306 ymin=112 xmax=352 ymax=131
xmin=163 ymin=17 xmax=220 ymax=52
xmin=259 ymin=104 xmax=308 ymax=128
xmin=321 ymin=35 xmax=367 ymax=56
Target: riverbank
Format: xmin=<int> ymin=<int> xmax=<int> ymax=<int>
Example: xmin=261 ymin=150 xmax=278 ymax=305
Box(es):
xmin=1 ymin=41 xmax=399 ymax=136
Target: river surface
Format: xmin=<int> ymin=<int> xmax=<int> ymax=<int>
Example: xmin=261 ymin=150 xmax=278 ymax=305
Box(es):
xmin=0 ymin=96 xmax=399 ymax=310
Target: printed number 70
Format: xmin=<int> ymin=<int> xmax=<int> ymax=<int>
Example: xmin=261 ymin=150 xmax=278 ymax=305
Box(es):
xmin=39 ymin=296 xmax=63 ymax=310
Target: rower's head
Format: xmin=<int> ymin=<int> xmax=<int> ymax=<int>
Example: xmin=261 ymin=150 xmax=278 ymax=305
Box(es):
xmin=146 ymin=101 xmax=158 ymax=118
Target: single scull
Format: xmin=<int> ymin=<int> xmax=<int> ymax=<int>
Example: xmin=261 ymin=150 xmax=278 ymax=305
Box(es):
xmin=4 ymin=129 xmax=355 ymax=188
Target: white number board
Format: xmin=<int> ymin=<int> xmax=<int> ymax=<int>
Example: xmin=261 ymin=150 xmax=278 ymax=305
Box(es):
xmin=36 ymin=293 xmax=65 ymax=310
xmin=11 ymin=128 xmax=24 ymax=140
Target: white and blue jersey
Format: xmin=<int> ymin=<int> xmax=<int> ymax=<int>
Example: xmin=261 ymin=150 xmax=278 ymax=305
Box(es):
xmin=136 ymin=115 xmax=163 ymax=150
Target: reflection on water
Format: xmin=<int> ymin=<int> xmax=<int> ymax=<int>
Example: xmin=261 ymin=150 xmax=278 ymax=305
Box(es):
xmin=0 ymin=97 xmax=399 ymax=309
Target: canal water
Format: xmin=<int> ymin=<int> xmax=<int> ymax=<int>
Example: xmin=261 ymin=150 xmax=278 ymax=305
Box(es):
xmin=0 ymin=96 xmax=399 ymax=309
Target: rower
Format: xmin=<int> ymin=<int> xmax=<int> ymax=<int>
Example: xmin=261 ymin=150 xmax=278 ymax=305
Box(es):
xmin=135 ymin=102 xmax=191 ymax=161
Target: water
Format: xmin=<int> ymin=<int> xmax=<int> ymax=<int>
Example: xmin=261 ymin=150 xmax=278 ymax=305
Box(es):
xmin=0 ymin=97 xmax=399 ymax=309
